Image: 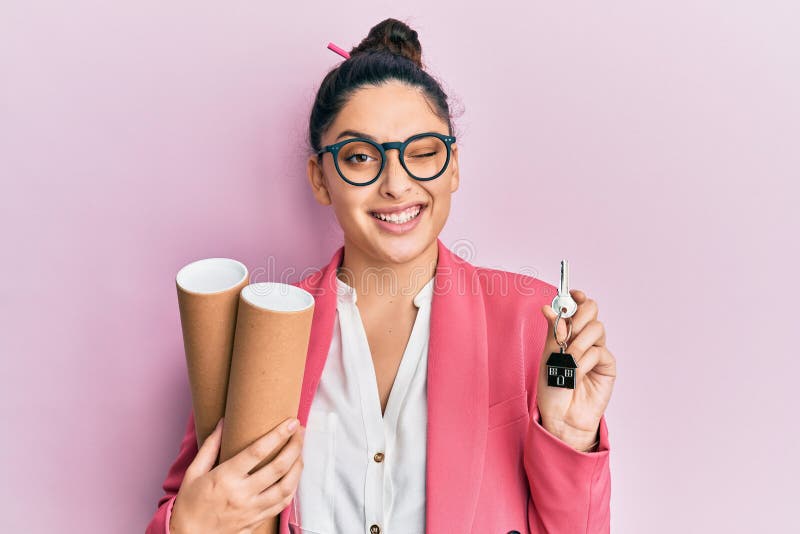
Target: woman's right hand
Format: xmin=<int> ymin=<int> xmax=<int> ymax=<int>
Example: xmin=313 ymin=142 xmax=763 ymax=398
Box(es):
xmin=169 ymin=416 xmax=305 ymax=534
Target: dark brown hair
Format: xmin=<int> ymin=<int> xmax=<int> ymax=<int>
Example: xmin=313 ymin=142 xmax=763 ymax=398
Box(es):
xmin=308 ymin=18 xmax=458 ymax=161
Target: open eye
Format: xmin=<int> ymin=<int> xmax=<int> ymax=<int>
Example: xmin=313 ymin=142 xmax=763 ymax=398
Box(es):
xmin=339 ymin=140 xmax=381 ymax=166
xmin=344 ymin=152 xmax=376 ymax=164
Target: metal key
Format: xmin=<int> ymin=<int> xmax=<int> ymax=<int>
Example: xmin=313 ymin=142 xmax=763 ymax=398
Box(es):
xmin=546 ymin=259 xmax=579 ymax=389
xmin=551 ymin=259 xmax=577 ymax=319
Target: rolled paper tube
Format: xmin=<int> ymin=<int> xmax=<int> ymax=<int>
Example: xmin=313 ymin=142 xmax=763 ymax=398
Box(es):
xmin=176 ymin=258 xmax=249 ymax=451
xmin=220 ymin=282 xmax=314 ymax=534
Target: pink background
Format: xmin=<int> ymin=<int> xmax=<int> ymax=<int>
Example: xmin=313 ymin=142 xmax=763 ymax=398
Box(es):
xmin=1 ymin=2 xmax=797 ymax=532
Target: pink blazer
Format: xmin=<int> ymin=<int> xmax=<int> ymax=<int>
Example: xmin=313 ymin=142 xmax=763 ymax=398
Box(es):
xmin=146 ymin=238 xmax=611 ymax=534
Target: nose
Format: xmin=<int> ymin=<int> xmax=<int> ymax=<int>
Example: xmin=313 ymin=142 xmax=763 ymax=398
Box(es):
xmin=377 ymin=147 xmax=413 ymax=197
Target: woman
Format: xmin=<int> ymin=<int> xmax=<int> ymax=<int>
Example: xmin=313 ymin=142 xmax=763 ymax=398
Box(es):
xmin=147 ymin=18 xmax=616 ymax=534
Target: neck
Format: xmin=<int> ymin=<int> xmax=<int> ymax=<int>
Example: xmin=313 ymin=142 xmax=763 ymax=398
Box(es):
xmin=336 ymin=238 xmax=438 ymax=307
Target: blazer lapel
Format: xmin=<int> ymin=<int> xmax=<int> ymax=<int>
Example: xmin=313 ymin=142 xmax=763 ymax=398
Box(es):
xmin=279 ymin=239 xmax=489 ymax=533
xmin=294 ymin=247 xmax=343 ymax=427
xmin=281 ymin=245 xmax=343 ymax=530
xmin=426 ymin=238 xmax=489 ymax=532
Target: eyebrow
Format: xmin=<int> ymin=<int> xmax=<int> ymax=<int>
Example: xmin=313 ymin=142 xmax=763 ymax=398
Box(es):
xmin=335 ymin=129 xmax=376 ymax=142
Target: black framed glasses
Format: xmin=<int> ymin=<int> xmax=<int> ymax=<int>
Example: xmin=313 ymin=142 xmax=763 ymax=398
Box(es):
xmin=316 ymin=131 xmax=457 ymax=186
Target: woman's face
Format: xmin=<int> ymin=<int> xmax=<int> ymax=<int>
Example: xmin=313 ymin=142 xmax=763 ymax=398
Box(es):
xmin=307 ymin=80 xmax=459 ymax=266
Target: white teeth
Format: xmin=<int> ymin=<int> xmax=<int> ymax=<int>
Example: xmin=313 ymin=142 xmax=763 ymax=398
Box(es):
xmin=372 ymin=205 xmax=422 ymax=224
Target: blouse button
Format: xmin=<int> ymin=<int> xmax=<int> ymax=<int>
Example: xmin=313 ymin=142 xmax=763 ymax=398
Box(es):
xmin=370 ymin=524 xmax=381 ymax=534
xmin=373 ymin=452 xmax=385 ymax=463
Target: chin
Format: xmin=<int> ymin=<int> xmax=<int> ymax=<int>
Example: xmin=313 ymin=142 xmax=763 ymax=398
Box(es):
xmin=377 ymin=242 xmax=424 ymax=264
xmin=357 ymin=231 xmax=428 ymax=265
xmin=376 ymin=232 xmax=439 ymax=264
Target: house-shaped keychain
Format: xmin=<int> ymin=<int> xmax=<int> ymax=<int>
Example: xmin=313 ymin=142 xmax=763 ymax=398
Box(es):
xmin=546 ymin=351 xmax=578 ymax=389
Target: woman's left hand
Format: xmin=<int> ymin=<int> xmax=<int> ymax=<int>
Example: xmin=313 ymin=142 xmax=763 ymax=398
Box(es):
xmin=536 ymin=289 xmax=617 ymax=451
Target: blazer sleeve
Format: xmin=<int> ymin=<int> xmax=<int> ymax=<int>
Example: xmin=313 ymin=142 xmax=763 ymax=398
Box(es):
xmin=521 ymin=290 xmax=612 ymax=534
xmin=524 ymin=405 xmax=611 ymax=533
xmin=145 ymin=410 xmax=199 ymax=534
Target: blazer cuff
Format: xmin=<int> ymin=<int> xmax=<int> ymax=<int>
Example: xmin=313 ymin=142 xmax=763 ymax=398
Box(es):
xmin=145 ymin=493 xmax=177 ymax=534
xmin=530 ymin=405 xmax=610 ymax=455
xmin=164 ymin=495 xmax=177 ymax=534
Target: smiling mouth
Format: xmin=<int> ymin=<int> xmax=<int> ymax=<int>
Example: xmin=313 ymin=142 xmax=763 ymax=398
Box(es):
xmin=370 ymin=204 xmax=425 ymax=224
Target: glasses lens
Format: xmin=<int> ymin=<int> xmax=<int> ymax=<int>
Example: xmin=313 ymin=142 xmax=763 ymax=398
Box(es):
xmin=336 ymin=140 xmax=382 ymax=184
xmin=404 ymin=135 xmax=448 ymax=179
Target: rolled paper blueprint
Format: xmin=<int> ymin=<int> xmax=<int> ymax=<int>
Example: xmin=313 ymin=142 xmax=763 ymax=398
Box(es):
xmin=176 ymin=258 xmax=249 ymax=451
xmin=220 ymin=282 xmax=314 ymax=534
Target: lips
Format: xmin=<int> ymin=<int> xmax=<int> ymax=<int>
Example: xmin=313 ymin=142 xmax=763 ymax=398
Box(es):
xmin=369 ymin=203 xmax=426 ymax=234
xmin=370 ymin=204 xmax=423 ymax=224
xmin=369 ymin=202 xmax=427 ymax=216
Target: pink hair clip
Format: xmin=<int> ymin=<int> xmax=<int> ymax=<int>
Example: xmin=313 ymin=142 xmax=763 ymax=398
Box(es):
xmin=327 ymin=42 xmax=350 ymax=59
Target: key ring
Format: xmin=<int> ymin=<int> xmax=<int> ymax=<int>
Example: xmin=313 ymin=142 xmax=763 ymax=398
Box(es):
xmin=553 ymin=310 xmax=572 ymax=352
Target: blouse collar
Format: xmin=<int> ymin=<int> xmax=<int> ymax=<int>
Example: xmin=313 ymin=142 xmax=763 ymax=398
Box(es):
xmin=336 ymin=270 xmax=435 ymax=309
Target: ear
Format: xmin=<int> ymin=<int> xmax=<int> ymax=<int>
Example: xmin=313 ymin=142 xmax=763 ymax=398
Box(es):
xmin=449 ymin=143 xmax=460 ymax=193
xmin=307 ymin=155 xmax=332 ymax=206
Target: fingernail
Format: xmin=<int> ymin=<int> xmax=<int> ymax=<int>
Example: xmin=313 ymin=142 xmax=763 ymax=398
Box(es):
xmin=287 ymin=418 xmax=299 ymax=431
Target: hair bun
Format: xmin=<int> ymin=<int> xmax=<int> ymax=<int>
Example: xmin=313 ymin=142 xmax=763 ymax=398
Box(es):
xmin=349 ymin=18 xmax=423 ymax=68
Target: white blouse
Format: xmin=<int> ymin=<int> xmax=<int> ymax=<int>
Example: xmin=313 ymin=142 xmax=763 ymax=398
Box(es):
xmin=292 ymin=273 xmax=435 ymax=534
